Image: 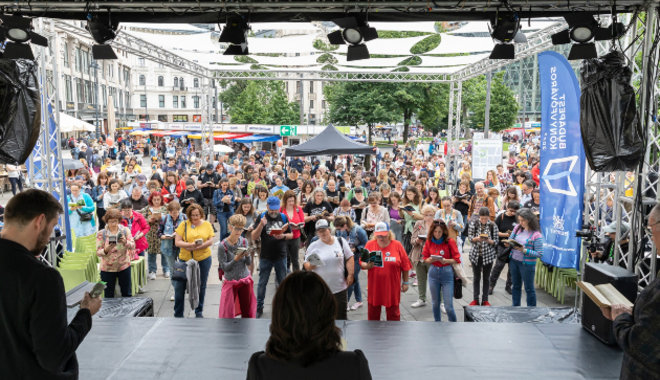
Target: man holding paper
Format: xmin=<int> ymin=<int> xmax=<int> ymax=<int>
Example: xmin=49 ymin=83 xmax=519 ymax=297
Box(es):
xmin=600 ymin=204 xmax=660 ymax=380
xmin=0 ymin=190 xmax=102 ymax=379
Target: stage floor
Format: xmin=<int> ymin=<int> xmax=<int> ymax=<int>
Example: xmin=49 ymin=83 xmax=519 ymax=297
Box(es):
xmin=77 ymin=318 xmax=622 ymax=379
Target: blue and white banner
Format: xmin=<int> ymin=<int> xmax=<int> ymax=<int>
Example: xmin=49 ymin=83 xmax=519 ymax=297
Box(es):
xmin=538 ymin=51 xmax=585 ymax=269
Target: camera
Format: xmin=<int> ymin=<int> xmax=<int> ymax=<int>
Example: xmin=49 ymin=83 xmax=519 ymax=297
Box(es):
xmin=108 ymin=235 xmax=117 ymax=244
xmin=576 ymin=224 xmax=606 ymax=253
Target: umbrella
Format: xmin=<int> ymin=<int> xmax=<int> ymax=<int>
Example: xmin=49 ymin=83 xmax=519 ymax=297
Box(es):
xmin=62 ymin=159 xmax=84 ymax=171
xmin=213 ymin=144 xmax=234 ymax=153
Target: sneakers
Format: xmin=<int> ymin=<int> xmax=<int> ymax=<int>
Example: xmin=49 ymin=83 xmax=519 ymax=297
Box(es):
xmin=482 ymin=301 xmax=492 ymax=306
xmin=148 ymin=272 xmax=156 ymax=280
xmin=164 ymin=272 xmax=171 ymax=279
xmin=170 ymin=295 xmax=175 ymax=301
xmin=351 ymin=301 xmax=363 ymax=310
xmin=256 ymin=309 xmax=263 ymax=319
xmin=412 ymin=278 xmax=418 ymax=286
xmin=505 ymin=287 xmax=512 ymax=295
xmin=411 ymin=299 xmax=426 ymax=308
xmin=347 ymin=305 xmax=351 ymax=312
xmin=440 ymin=303 xmax=446 ymax=314
xmin=468 ymin=300 xmax=479 ymax=306
xmin=410 ymin=271 xmax=417 ymax=278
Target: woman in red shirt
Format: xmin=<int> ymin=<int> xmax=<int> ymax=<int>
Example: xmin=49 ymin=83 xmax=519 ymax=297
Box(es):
xmin=422 ymin=220 xmax=461 ymax=322
xmin=361 ymin=222 xmax=411 ymax=321
xmin=281 ymin=190 xmax=305 ymax=271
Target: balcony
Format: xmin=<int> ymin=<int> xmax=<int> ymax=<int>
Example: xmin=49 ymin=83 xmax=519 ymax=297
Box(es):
xmin=172 ymin=86 xmax=189 ymax=92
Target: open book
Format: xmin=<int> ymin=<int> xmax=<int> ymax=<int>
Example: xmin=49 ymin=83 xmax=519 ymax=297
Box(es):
xmin=504 ymin=239 xmax=523 ymax=248
xmin=577 ymin=281 xmax=634 ymax=309
xmin=359 ymin=248 xmax=383 ymax=268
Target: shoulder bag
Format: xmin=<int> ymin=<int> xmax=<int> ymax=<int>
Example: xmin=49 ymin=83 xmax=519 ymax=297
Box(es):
xmin=171 ymin=222 xmax=189 ymax=282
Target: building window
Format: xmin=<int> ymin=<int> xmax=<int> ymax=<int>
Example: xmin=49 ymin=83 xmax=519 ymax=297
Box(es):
xmin=193 ymin=96 xmax=200 ymax=109
xmin=64 ymin=75 xmax=73 ymax=102
xmin=180 ymin=96 xmax=186 ymax=108
xmin=75 ymin=78 xmax=83 ymax=103
xmin=138 ymin=57 xmax=145 ymax=66
xmin=158 ymin=114 xmax=168 ymax=122
xmin=62 ymin=42 xmax=69 ymax=67
xmin=296 ymin=81 xmax=301 ymax=93
xmin=158 ymin=76 xmax=164 ymax=86
xmin=309 ymin=82 xmax=314 ymax=94
xmin=107 ymin=63 xmax=113 ymax=78
xmin=180 ymin=78 xmax=184 ymax=89
xmin=322 ymin=100 xmax=326 ymax=109
xmin=140 ymin=94 xmax=147 ymax=108
xmin=102 ymin=85 xmax=107 ymax=106
xmin=84 ymin=80 xmax=93 ymax=103
xmin=173 ymin=95 xmax=178 ymax=108
xmin=309 ymin=100 xmax=314 ymax=109
xmin=194 ymin=78 xmax=199 ymax=88
xmin=139 ymin=75 xmax=145 ymax=86
xmin=174 ymin=77 xmax=178 ymax=87
xmin=159 ymin=95 xmax=165 ymax=108
xmin=74 ymin=47 xmax=81 ymax=72
xmin=82 ymin=50 xmax=90 ymax=74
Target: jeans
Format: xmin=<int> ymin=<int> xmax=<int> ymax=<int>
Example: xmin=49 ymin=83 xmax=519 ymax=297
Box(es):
xmin=509 ymin=259 xmax=537 ymax=306
xmin=216 ymin=211 xmax=232 ymax=240
xmin=256 ymin=257 xmax=287 ymax=311
xmin=346 ymin=258 xmax=362 ymax=303
xmin=428 ymin=265 xmax=456 ymax=322
xmin=172 ymin=256 xmax=212 ymax=317
xmin=285 ymin=237 xmax=301 ymax=272
xmin=334 ymin=289 xmax=347 ymax=320
xmin=471 ymin=256 xmax=493 ymax=303
xmin=100 ymin=267 xmax=132 ymax=298
xmin=9 ymin=177 xmax=23 ymax=195
xmin=148 ymin=253 xmax=170 ymax=274
xmin=415 ymin=261 xmax=430 ymax=302
xmin=489 ymin=257 xmax=512 ymax=291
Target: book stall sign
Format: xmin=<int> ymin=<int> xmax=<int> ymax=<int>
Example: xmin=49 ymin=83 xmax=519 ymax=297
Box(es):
xmin=471 ymin=138 xmax=503 ymax=180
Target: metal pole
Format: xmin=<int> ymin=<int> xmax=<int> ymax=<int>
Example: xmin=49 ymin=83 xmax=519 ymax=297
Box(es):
xmin=92 ymin=61 xmax=100 ymax=139
xmin=144 ymin=76 xmax=149 ymax=121
xmin=484 ymin=71 xmax=492 ymax=139
xmin=299 ymin=75 xmax=304 ymax=125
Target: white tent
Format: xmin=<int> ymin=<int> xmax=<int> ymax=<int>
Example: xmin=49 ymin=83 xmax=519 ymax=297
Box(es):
xmin=59 ymin=113 xmax=96 ymax=133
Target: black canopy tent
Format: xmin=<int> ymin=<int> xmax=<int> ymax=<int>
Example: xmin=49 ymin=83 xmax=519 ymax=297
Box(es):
xmin=285 ymin=124 xmax=375 ymax=157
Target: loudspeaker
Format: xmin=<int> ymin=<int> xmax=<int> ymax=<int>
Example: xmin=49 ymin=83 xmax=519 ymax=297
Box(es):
xmin=581 ymin=262 xmax=637 ymax=344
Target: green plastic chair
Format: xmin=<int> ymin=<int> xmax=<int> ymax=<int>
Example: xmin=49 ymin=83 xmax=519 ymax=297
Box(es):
xmin=57 ymin=267 xmax=87 ymax=292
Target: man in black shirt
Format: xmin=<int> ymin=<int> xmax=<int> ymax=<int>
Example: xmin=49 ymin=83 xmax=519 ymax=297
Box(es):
xmin=303 ymin=188 xmax=334 ymax=246
xmin=0 ymin=190 xmax=102 ymax=379
xmin=489 ymin=201 xmax=520 ymax=295
xmin=198 ymin=164 xmax=220 ymax=225
xmin=251 ymin=196 xmax=294 ymax=318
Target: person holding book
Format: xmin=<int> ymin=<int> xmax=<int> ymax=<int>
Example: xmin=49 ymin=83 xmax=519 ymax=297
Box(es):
xmin=489 ymin=201 xmax=520 ymax=295
xmin=247 ymin=271 xmax=372 ymax=379
xmin=218 ymin=214 xmax=256 ymax=319
xmin=387 ymin=192 xmax=404 ymax=243
xmin=281 ymin=190 xmax=305 ymax=271
xmin=103 ymin=178 xmax=128 ymax=210
xmin=303 ymin=188 xmax=334 ymax=246
xmin=198 ymin=163 xmax=220 ymax=227
xmin=401 ymin=186 xmax=424 ymax=255
xmin=179 ymin=179 xmax=204 ymax=215
xmin=96 ymin=208 xmax=136 ymax=298
xmin=503 ymin=208 xmax=544 ymax=307
xmin=67 ymin=183 xmax=96 ymax=239
xmin=213 ymin=178 xmax=235 ymax=241
xmin=334 ymin=216 xmax=368 ymax=312
xmin=270 ymin=176 xmax=290 ymax=198
xmin=361 ymin=193 xmax=390 ymax=235
xmin=303 ymin=219 xmax=354 ymax=320
xmin=361 ymin=222 xmax=411 ymax=321
xmin=467 ymin=207 xmax=499 ymax=306
xmin=333 ymin=198 xmax=356 ymax=223
xmin=422 ymin=219 xmax=461 ymax=322
xmin=161 ymin=200 xmax=186 ymax=285
xmin=325 ymin=179 xmax=342 ymax=210
xmin=142 ymin=191 xmax=167 ymax=280
xmin=410 ymin=205 xmax=437 ymax=308
xmin=253 ymin=185 xmax=270 ymax=214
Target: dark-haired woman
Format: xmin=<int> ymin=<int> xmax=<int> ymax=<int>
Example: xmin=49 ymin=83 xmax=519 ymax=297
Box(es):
xmin=247 ymin=271 xmax=372 ymax=379
xmin=504 ymin=208 xmax=544 ymax=307
xmin=422 ymin=219 xmax=461 ymax=322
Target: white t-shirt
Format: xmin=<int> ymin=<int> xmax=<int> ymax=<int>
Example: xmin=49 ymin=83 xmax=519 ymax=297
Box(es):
xmin=305 ymin=237 xmax=353 ymax=294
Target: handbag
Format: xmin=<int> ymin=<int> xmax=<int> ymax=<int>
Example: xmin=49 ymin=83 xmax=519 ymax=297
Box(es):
xmin=497 ymin=245 xmax=512 ymax=263
xmin=77 ymin=209 xmax=93 ymax=221
xmin=171 ymin=222 xmax=189 ymax=282
xmin=454 ymin=277 xmax=463 ymax=299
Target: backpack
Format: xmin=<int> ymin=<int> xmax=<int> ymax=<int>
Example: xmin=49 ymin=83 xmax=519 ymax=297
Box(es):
xmin=218 ymin=237 xmax=249 ymax=280
xmin=93 ymin=154 xmax=103 ymax=168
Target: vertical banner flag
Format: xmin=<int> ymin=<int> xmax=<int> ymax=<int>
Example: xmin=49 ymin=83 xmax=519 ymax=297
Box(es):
xmin=538 ymin=51 xmax=586 ymax=269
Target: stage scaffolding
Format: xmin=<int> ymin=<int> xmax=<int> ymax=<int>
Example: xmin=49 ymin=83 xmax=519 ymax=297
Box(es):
xmin=28 ymin=6 xmax=659 ymax=286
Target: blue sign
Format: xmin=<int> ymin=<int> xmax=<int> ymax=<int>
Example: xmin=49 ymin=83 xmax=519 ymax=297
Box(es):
xmin=538 ymin=51 xmax=585 ymax=269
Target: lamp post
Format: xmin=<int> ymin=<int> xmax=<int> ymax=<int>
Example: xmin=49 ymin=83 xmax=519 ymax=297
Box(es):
xmin=90 ymin=60 xmax=101 ymax=139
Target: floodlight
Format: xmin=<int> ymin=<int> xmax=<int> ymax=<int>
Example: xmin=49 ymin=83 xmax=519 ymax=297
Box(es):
xmin=86 ymin=13 xmax=119 ymax=60
xmin=219 ymin=16 xmax=249 ymax=45
xmin=326 ymin=16 xmax=378 ymax=61
xmin=551 ymin=13 xmax=625 ymax=60
xmin=0 ymin=14 xmax=48 ymax=60
xmin=223 ymin=43 xmax=248 ymax=56
xmin=488 ymin=12 xmax=525 ymax=60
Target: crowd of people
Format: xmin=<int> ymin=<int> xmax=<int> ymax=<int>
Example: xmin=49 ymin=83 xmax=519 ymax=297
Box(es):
xmin=52 ymin=129 xmax=553 ymax=321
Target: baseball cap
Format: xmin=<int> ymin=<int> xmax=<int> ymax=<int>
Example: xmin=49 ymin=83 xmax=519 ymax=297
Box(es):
xmin=603 ymin=222 xmax=629 ymax=235
xmin=205 ymin=163 xmax=214 ymax=171
xmin=267 ymin=196 xmax=281 ymax=211
xmin=374 ymin=222 xmax=390 ymax=236
xmin=315 ymin=218 xmax=330 ymax=230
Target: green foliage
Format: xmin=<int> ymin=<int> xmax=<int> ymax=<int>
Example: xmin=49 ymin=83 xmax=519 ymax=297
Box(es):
xmin=220 ymin=81 xmax=299 ymax=124
xmin=316 ymin=53 xmax=338 ymax=64
xmin=321 ymin=64 xmax=338 ymax=71
xmin=398 ymin=56 xmax=422 ymax=66
xmin=392 ymin=66 xmax=410 ymax=72
xmin=234 ymin=55 xmax=258 ymax=64
xmin=377 ymin=30 xmax=433 ymax=38
xmin=370 ymin=54 xmax=407 ymax=58
xmin=410 ymin=34 xmax=442 ymax=54
xmin=417 ymin=83 xmax=450 ymax=133
xmin=434 ymin=22 xmax=448 ymax=33
xmin=313 ymin=39 xmax=339 ymax=51
xmin=462 ymin=72 xmax=519 ymax=132
xmin=250 ymin=64 xmax=266 ymax=70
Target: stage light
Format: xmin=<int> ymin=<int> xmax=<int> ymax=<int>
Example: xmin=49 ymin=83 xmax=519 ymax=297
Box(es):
xmin=551 ymin=13 xmax=625 ymax=60
xmin=0 ymin=14 xmax=48 ymax=60
xmin=327 ymin=16 xmax=378 ymax=61
xmin=220 ymin=16 xmax=250 ymax=55
xmin=86 ymin=13 xmax=119 ymax=60
xmin=488 ymin=12 xmax=525 ymax=60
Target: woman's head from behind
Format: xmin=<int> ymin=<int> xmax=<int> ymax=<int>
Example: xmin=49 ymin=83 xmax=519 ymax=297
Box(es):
xmin=266 ymin=271 xmax=341 ymax=367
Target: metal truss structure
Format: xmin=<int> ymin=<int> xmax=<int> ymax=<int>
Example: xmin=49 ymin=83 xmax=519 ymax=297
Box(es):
xmin=212 ymin=69 xmax=453 ymax=83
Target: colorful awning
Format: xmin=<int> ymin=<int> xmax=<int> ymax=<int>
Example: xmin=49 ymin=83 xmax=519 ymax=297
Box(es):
xmin=233 ymin=134 xmax=281 ymax=143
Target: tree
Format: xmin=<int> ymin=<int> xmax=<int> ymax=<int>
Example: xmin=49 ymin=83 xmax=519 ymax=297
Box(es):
xmin=323 ymin=82 xmax=399 ymax=144
xmin=462 ymin=72 xmax=518 ymax=133
xmin=219 ymin=81 xmax=299 ymax=124
xmin=417 ymin=83 xmax=450 ymax=133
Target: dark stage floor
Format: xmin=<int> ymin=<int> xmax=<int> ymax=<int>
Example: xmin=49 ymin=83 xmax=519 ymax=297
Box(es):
xmin=76 ymin=318 xmax=622 ymax=379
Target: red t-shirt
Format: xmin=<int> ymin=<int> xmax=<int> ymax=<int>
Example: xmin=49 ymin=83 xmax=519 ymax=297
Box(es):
xmin=362 ymin=240 xmax=412 ymax=307
xmin=421 ymin=238 xmax=461 ymax=268
xmin=281 ymin=206 xmax=304 ymax=239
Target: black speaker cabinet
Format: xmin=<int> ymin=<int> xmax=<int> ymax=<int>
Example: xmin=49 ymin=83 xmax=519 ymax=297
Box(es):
xmin=581 ymin=262 xmax=638 ymax=345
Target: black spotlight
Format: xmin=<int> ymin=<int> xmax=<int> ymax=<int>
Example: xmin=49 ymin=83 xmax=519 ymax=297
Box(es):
xmin=86 ymin=13 xmax=119 ymax=60
xmin=220 ymin=16 xmax=249 ymax=55
xmin=488 ymin=12 xmax=525 ymax=59
xmin=327 ymin=16 xmax=378 ymax=61
xmin=551 ymin=13 xmax=625 ymax=60
xmin=0 ymin=14 xmax=48 ymax=60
